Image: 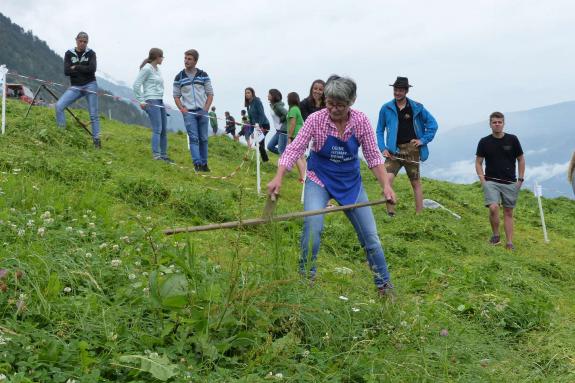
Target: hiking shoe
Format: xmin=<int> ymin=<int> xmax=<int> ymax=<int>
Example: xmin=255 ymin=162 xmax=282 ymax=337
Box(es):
xmin=489 ymin=235 xmax=501 ymax=245
xmin=377 ymin=282 xmax=395 ymax=297
xmin=93 ymin=138 xmax=101 ymax=149
xmin=202 ymin=164 xmax=211 ymax=172
xmin=505 ymin=243 xmax=515 ymax=251
xmin=194 ymin=163 xmax=202 ymax=171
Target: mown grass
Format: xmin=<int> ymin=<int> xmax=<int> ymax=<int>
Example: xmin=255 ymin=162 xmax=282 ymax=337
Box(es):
xmin=0 ymin=99 xmax=574 ymax=382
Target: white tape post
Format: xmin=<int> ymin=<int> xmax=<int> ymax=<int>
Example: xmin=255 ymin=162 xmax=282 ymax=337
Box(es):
xmin=254 ymin=124 xmax=265 ymax=195
xmin=534 ymin=182 xmax=550 ymax=243
xmin=0 ymin=65 xmax=8 ymax=135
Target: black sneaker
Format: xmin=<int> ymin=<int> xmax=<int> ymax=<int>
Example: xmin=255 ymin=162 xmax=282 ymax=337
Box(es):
xmin=93 ymin=138 xmax=101 ymax=149
xmin=202 ymin=164 xmax=211 ymax=172
xmin=194 ymin=163 xmax=202 ymax=171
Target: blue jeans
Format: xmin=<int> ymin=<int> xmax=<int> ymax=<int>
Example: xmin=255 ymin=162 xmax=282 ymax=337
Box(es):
xmin=55 ymin=81 xmax=100 ymax=139
xmin=183 ymin=109 xmax=209 ymax=165
xmin=267 ymin=130 xmax=288 ymax=155
xmin=144 ymin=99 xmax=168 ymax=158
xmin=300 ymin=179 xmax=391 ymax=287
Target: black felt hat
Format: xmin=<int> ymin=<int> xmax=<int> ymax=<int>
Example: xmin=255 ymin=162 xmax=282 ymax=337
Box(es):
xmin=389 ymin=77 xmax=412 ymax=88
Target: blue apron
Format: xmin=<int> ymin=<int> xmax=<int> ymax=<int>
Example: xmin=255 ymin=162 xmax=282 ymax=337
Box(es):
xmin=307 ymin=133 xmax=362 ymax=205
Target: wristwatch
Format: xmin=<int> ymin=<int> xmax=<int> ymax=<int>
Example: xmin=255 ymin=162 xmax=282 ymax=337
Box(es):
xmin=518 ymin=177 xmax=524 ymax=182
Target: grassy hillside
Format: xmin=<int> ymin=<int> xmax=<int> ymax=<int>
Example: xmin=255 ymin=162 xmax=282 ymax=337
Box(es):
xmin=0 ymin=100 xmax=574 ymax=382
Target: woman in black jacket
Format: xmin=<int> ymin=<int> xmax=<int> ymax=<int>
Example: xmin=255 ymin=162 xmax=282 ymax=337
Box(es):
xmin=245 ymin=87 xmax=270 ymax=162
xmin=299 ymin=79 xmax=325 ymax=120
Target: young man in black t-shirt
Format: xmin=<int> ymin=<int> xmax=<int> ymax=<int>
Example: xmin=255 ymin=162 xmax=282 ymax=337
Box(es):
xmin=475 ymin=111 xmax=525 ymax=250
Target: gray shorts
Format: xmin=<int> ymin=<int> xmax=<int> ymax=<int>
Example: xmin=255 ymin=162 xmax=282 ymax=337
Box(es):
xmin=483 ymin=181 xmax=520 ymax=208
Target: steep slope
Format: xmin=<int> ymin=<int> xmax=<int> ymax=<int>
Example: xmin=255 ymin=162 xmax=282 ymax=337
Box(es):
xmin=0 ymin=99 xmax=574 ymax=382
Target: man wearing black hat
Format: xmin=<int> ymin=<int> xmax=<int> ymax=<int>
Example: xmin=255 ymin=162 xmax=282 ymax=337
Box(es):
xmin=376 ymin=77 xmax=438 ymax=216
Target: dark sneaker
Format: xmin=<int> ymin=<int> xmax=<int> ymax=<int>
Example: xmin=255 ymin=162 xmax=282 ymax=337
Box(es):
xmin=387 ymin=211 xmax=396 ymax=218
xmin=505 ymin=243 xmax=515 ymax=251
xmin=194 ymin=163 xmax=201 ymax=171
xmin=377 ymin=282 xmax=395 ymax=298
xmin=93 ymin=138 xmax=101 ymax=149
xmin=202 ymin=164 xmax=211 ymax=172
xmin=489 ymin=235 xmax=501 ymax=245
xmin=162 ymin=157 xmax=175 ymax=165
xmin=153 ymin=155 xmax=164 ymax=161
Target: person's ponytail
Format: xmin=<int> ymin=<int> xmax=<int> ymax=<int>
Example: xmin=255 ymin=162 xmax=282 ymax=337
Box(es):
xmin=139 ymin=48 xmax=163 ymax=69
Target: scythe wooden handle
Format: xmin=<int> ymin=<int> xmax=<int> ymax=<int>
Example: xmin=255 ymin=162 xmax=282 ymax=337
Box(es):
xmin=163 ymin=198 xmax=390 ymax=235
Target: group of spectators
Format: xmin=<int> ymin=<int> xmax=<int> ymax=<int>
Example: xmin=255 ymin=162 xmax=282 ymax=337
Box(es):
xmin=56 ymin=31 xmax=574 ymax=298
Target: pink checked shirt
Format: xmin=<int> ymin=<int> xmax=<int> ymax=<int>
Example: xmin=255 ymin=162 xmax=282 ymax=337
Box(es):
xmin=278 ymin=108 xmax=384 ymax=187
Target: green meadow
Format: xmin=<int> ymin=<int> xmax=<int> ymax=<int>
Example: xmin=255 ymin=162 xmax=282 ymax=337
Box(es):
xmin=0 ymin=99 xmax=574 ymax=382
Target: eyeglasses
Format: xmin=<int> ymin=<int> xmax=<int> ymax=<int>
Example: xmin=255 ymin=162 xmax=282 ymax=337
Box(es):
xmin=326 ymin=100 xmax=348 ymax=110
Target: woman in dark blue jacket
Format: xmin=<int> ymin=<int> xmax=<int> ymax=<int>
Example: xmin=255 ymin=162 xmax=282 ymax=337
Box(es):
xmin=245 ymin=87 xmax=270 ymax=162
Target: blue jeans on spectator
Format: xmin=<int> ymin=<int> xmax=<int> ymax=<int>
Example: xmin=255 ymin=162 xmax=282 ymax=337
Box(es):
xmin=300 ymin=179 xmax=391 ymax=287
xmin=55 ymin=81 xmax=100 ymax=139
xmin=144 ymin=99 xmax=168 ymax=159
xmin=267 ymin=130 xmax=288 ymax=155
xmin=183 ymin=109 xmax=209 ymax=165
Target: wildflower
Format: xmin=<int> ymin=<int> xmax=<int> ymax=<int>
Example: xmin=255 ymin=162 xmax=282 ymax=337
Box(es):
xmin=44 ymin=218 xmax=54 ymax=225
xmin=146 ymin=216 xmax=152 ymax=221
xmin=440 ymin=329 xmax=449 ymax=337
xmin=27 ymin=219 xmax=35 ymax=227
xmin=32 ymin=185 xmax=40 ymax=191
xmin=85 ymin=253 xmax=92 ymax=258
xmin=112 ymin=244 xmax=120 ymax=252
xmin=88 ymin=222 xmax=96 ymax=228
xmin=77 ymin=230 xmax=85 ymax=237
xmin=111 ymin=259 xmax=122 ymax=267
xmin=128 ymin=273 xmax=136 ymax=280
xmin=65 ymin=226 xmax=73 ymax=232
xmin=86 ymin=209 xmax=92 ymax=214
xmin=37 ymin=227 xmax=46 ymax=236
xmin=120 ymin=236 xmax=130 ymax=243
xmin=0 ymin=373 xmax=6 ymax=380
xmin=63 ymin=287 xmax=72 ymax=293
xmin=338 ymin=295 xmax=349 ymax=301
xmin=334 ymin=266 xmax=353 ymax=275
xmin=91 ymin=232 xmax=97 ymax=238
xmin=352 ymin=307 xmax=360 ymax=312
xmin=17 ymin=228 xmax=25 ymax=237
xmin=0 ymin=335 xmax=11 ymax=345
xmin=302 ymin=350 xmax=310 ymax=358
xmin=134 ymin=261 xmax=141 ymax=266
xmin=66 ymin=379 xmax=77 ymax=383
xmin=142 ymin=287 xmax=150 ymax=293
xmin=41 ymin=211 xmax=51 ymax=219
xmin=275 ymin=373 xmax=283 ymax=380
xmin=99 ymin=243 xmax=108 ymax=249
xmin=400 ymin=321 xmax=408 ymax=327
xmin=82 ymin=215 xmax=88 ymax=219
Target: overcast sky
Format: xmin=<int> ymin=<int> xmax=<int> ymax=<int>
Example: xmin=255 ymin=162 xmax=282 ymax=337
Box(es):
xmin=2 ymin=0 xmax=574 ymax=129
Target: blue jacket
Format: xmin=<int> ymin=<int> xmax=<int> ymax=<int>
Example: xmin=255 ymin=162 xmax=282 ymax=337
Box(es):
xmin=376 ymin=98 xmax=438 ymax=161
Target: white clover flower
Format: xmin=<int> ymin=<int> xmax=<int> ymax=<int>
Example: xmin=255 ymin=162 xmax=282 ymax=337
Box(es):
xmin=0 ymin=373 xmax=6 ymax=380
xmin=86 ymin=209 xmax=92 ymax=214
xmin=134 ymin=261 xmax=141 ymax=266
xmin=85 ymin=253 xmax=92 ymax=258
xmin=135 ymin=247 xmax=142 ymax=253
xmin=27 ymin=219 xmax=35 ymax=227
xmin=63 ymin=287 xmax=72 ymax=293
xmin=91 ymin=232 xmax=97 ymax=238
xmin=120 ymin=236 xmax=130 ymax=243
xmin=17 ymin=228 xmax=25 ymax=237
xmin=334 ymin=266 xmax=353 ymax=275
xmin=275 ymin=373 xmax=283 ymax=380
xmin=10 ymin=208 xmax=16 ymax=213
xmin=128 ymin=273 xmax=136 ymax=280
xmin=352 ymin=307 xmax=360 ymax=312
xmin=77 ymin=230 xmax=85 ymax=237
xmin=111 ymin=259 xmax=122 ymax=267
xmin=142 ymin=287 xmax=150 ymax=293
xmin=302 ymin=350 xmax=310 ymax=358
xmin=146 ymin=216 xmax=152 ymax=221
xmin=88 ymin=222 xmax=96 ymax=228
xmin=82 ymin=215 xmax=88 ymax=219
xmin=338 ymin=295 xmax=349 ymax=301
xmin=0 ymin=335 xmax=11 ymax=345
xmin=65 ymin=226 xmax=73 ymax=232
xmin=112 ymin=244 xmax=120 ymax=252
xmin=32 ymin=185 xmax=40 ymax=191
xmin=37 ymin=227 xmax=46 ymax=236
xmin=44 ymin=218 xmax=54 ymax=225
xmin=99 ymin=243 xmax=108 ymax=249
xmin=31 ymin=207 xmax=37 ymax=212
xmin=41 ymin=211 xmax=51 ymax=219
xmin=142 ymin=272 xmax=149 ymax=277
xmin=19 ymin=293 xmax=27 ymax=300
xmin=65 ymin=379 xmax=77 ymax=383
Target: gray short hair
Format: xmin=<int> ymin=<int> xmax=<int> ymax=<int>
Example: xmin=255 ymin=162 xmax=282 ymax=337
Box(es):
xmin=324 ymin=75 xmax=357 ymax=106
